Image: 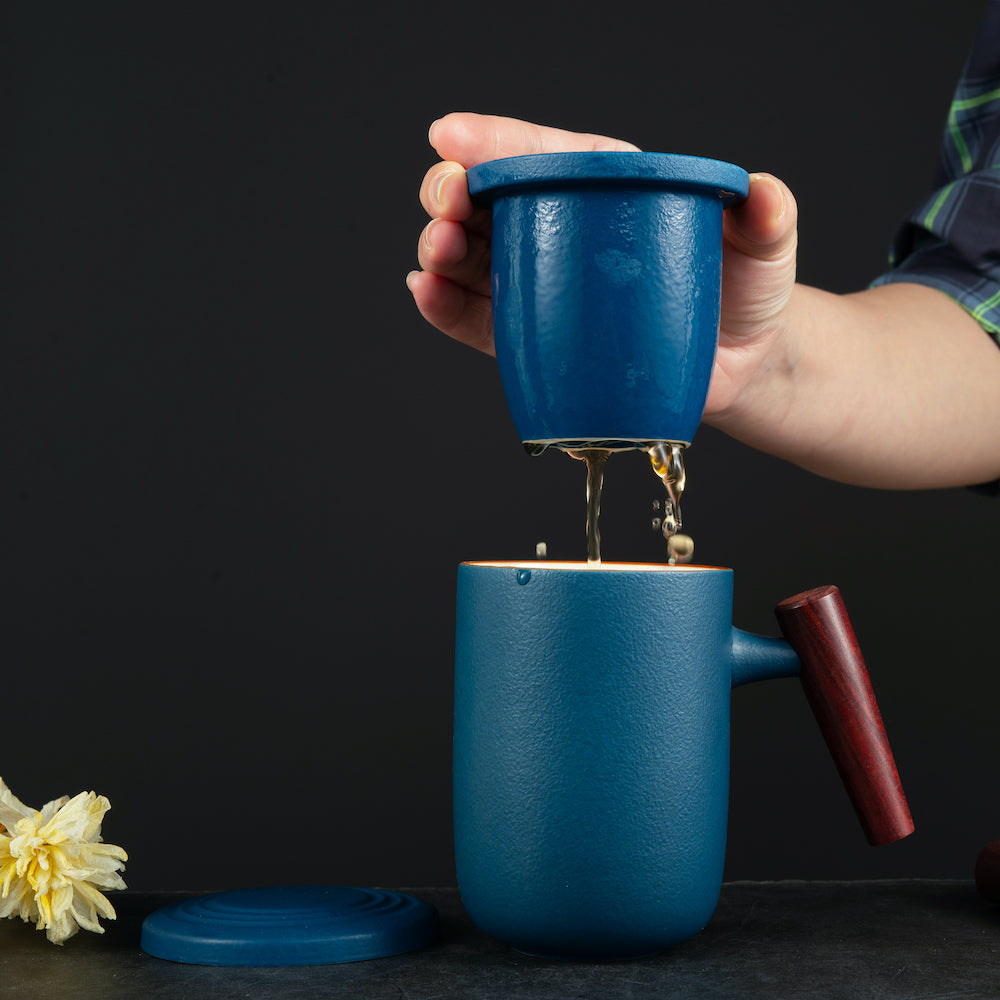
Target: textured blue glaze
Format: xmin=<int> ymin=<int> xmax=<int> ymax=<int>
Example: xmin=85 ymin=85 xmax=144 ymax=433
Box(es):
xmin=453 ymin=563 xmax=800 ymax=960
xmin=140 ymin=886 xmax=440 ymax=966
xmin=467 ymin=153 xmax=749 ymax=447
xmin=730 ymin=629 xmax=802 ymax=688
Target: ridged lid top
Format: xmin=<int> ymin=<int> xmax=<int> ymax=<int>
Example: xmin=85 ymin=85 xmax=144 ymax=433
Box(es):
xmin=141 ymin=885 xmax=440 ymax=966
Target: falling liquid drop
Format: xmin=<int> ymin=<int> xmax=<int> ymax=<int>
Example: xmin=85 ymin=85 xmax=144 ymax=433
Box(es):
xmin=648 ymin=442 xmax=693 ymax=564
xmin=666 ymin=533 xmax=695 ymax=565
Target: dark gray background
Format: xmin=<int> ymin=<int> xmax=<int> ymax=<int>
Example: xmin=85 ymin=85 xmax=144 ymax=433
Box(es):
xmin=5 ymin=1 xmax=997 ymax=891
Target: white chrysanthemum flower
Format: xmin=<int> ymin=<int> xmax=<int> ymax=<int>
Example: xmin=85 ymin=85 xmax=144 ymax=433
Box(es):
xmin=0 ymin=777 xmax=127 ymax=945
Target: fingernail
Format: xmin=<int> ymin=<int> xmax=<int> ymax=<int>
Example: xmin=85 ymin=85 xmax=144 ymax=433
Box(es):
xmin=422 ymin=219 xmax=436 ymax=251
xmin=751 ymin=173 xmax=786 ymax=220
xmin=406 ymin=270 xmax=419 ymax=291
xmin=434 ymin=170 xmax=452 ymax=207
xmin=428 ymin=118 xmax=442 ymax=145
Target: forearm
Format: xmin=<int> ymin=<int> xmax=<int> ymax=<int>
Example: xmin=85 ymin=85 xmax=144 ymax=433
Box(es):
xmin=706 ymin=282 xmax=1000 ymax=489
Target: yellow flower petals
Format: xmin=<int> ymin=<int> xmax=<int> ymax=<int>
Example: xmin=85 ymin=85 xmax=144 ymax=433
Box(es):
xmin=0 ymin=779 xmax=127 ymax=945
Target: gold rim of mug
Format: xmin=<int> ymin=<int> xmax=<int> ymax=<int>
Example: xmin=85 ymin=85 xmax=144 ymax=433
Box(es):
xmin=461 ymin=561 xmax=730 ymax=572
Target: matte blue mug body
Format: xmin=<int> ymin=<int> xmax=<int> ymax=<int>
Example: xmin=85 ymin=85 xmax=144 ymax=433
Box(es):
xmin=453 ymin=562 xmax=799 ymax=960
xmin=466 ymin=153 xmax=749 ymax=449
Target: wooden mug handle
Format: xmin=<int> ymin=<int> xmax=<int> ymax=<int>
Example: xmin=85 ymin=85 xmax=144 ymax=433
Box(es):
xmin=775 ymin=586 xmax=914 ymax=846
xmin=975 ymin=839 xmax=1000 ymax=901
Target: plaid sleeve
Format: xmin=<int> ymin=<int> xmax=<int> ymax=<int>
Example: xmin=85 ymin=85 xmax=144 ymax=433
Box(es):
xmin=871 ymin=0 xmax=1000 ymax=347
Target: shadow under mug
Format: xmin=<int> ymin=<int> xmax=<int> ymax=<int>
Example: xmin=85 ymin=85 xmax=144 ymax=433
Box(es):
xmin=453 ymin=562 xmax=913 ymax=960
xmin=467 ymin=152 xmax=749 ymax=449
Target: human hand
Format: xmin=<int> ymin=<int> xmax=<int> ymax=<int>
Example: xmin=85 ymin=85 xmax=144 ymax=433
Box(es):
xmin=407 ymin=112 xmax=798 ymax=426
xmin=407 ymin=113 xmax=639 ymax=355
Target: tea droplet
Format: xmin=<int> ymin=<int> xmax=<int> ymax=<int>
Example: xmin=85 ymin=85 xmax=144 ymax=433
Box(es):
xmin=666 ymin=532 xmax=695 ymax=565
xmin=649 ymin=442 xmax=694 ymax=564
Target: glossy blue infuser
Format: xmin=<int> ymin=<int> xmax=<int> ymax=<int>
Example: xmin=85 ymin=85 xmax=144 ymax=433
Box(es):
xmin=467 ymin=151 xmax=749 ymax=450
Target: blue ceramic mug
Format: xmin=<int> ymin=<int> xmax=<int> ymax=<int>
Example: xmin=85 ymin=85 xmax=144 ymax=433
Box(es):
xmin=453 ymin=562 xmax=913 ymax=960
xmin=466 ymin=153 xmax=749 ymax=450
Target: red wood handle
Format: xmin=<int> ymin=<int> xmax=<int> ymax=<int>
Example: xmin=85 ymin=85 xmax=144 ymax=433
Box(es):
xmin=976 ymin=839 xmax=1000 ymax=901
xmin=775 ymin=585 xmax=914 ymax=846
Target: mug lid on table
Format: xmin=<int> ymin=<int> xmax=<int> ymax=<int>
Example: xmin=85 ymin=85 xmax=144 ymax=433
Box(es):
xmin=140 ymin=885 xmax=440 ymax=966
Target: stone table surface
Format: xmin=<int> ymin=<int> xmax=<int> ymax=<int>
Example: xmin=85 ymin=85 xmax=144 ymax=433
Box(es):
xmin=1 ymin=881 xmax=998 ymax=999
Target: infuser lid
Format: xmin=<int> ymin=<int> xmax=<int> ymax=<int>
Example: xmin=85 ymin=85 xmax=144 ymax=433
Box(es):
xmin=140 ymin=885 xmax=440 ymax=966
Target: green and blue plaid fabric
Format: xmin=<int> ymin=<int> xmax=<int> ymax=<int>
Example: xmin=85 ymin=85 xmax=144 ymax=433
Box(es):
xmin=872 ymin=1 xmax=1000 ymax=346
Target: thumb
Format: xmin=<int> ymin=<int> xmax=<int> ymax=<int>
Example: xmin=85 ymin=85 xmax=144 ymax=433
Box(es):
xmin=720 ymin=172 xmax=798 ymax=338
xmin=724 ymin=172 xmax=798 ymax=263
